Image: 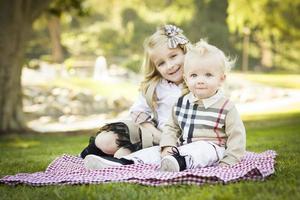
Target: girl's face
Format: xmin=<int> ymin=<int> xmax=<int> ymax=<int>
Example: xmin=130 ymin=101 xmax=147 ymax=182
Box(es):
xmin=184 ymin=55 xmax=225 ymax=99
xmin=149 ymin=44 xmax=184 ymax=85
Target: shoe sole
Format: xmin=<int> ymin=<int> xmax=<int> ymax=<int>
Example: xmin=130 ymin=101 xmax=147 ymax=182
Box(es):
xmin=160 ymin=156 xmax=180 ymax=172
xmin=84 ymin=155 xmax=122 ymax=170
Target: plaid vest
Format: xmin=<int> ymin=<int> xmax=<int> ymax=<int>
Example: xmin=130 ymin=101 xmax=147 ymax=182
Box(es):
xmin=174 ymin=95 xmax=230 ymax=145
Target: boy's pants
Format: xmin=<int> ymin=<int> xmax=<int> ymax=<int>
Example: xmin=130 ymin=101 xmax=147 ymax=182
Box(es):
xmin=122 ymin=141 xmax=225 ymax=169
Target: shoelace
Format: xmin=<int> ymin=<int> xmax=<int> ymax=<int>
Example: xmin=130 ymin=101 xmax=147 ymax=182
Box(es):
xmin=168 ymin=146 xmax=195 ymax=169
xmin=167 ymin=146 xmax=181 ymax=156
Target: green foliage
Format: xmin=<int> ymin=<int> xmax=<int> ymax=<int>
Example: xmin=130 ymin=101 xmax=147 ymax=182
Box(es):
xmin=47 ymin=0 xmax=89 ymax=17
xmin=0 ymin=112 xmax=300 ymax=199
xmin=122 ymin=55 xmax=143 ymax=73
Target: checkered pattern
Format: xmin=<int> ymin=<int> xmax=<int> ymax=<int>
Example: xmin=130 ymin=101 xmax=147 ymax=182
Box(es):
xmin=175 ymin=96 xmax=229 ymax=145
xmin=0 ymin=150 xmax=276 ymax=186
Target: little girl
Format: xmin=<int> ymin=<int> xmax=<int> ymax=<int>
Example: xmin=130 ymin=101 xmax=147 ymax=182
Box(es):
xmin=84 ymin=40 xmax=246 ymax=171
xmin=81 ymin=25 xmax=190 ymax=167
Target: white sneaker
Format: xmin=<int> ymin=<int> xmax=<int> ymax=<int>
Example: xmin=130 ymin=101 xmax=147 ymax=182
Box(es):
xmin=84 ymin=155 xmax=122 ymax=170
xmin=159 ymin=155 xmax=180 ymax=172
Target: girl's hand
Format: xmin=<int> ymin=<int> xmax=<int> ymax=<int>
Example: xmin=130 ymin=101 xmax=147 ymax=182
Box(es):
xmin=160 ymin=146 xmax=173 ymax=158
xmin=140 ymin=122 xmax=162 ymax=144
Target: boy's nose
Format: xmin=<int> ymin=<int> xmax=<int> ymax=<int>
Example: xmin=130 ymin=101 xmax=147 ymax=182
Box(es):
xmin=197 ymin=77 xmax=205 ymax=84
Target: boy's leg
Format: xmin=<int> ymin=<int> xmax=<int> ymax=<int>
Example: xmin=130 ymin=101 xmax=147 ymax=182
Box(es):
xmin=179 ymin=141 xmax=225 ymax=169
xmin=122 ymin=146 xmax=161 ymax=165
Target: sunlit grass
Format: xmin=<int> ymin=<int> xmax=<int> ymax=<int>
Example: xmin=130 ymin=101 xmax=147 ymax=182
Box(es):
xmin=233 ymin=72 xmax=300 ymax=89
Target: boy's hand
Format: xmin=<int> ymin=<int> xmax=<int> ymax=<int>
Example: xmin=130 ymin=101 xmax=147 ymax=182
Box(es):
xmin=218 ymin=162 xmax=230 ymax=168
xmin=160 ymin=146 xmax=173 ymax=158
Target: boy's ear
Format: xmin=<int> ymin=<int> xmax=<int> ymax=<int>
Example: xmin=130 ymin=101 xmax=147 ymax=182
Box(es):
xmin=221 ymin=74 xmax=226 ymax=82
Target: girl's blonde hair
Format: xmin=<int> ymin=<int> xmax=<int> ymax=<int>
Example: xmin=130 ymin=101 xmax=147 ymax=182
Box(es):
xmin=182 ymin=39 xmax=236 ymax=95
xmin=140 ymin=25 xmax=189 ymax=109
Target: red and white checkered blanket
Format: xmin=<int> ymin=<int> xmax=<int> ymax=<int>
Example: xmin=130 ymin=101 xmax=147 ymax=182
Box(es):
xmin=0 ymin=150 xmax=276 ymax=186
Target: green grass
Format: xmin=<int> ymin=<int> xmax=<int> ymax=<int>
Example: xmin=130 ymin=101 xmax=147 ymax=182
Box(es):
xmin=42 ymin=77 xmax=139 ymax=100
xmin=233 ymin=73 xmax=300 ymax=89
xmin=0 ymin=112 xmax=300 ymax=200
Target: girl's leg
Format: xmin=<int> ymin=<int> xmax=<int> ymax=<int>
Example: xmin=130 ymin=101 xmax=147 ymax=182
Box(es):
xmin=84 ymin=146 xmax=161 ymax=170
xmin=95 ymin=131 xmax=120 ymax=155
xmin=114 ymin=147 xmax=132 ymax=158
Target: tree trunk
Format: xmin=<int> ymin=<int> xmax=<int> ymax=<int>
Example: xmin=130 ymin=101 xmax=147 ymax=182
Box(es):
xmin=0 ymin=0 xmax=51 ymax=133
xmin=259 ymin=40 xmax=273 ymax=70
xmin=48 ymin=15 xmax=64 ymax=63
xmin=242 ymin=27 xmax=250 ymax=72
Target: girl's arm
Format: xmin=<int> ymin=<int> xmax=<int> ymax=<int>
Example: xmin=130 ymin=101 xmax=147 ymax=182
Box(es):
xmin=139 ymin=122 xmax=161 ymax=144
xmin=129 ymin=93 xmax=153 ymax=124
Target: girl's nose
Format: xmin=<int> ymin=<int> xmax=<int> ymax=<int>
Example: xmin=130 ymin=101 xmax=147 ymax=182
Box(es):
xmin=166 ymin=62 xmax=174 ymax=70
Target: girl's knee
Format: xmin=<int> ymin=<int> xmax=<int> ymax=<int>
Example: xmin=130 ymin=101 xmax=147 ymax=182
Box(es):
xmin=95 ymin=131 xmax=119 ymax=155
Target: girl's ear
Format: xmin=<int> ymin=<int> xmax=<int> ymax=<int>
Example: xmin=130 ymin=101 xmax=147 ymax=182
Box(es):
xmin=183 ymin=74 xmax=187 ymax=83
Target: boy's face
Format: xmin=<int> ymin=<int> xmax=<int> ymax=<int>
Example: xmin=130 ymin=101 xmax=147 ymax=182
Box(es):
xmin=184 ymin=55 xmax=225 ymax=99
xmin=149 ymin=44 xmax=184 ymax=85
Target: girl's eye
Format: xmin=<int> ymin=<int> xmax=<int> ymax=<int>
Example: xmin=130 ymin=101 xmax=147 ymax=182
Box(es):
xmin=190 ymin=73 xmax=197 ymax=78
xmin=205 ymin=73 xmax=213 ymax=77
xmin=170 ymin=54 xmax=177 ymax=58
xmin=157 ymin=61 xmax=165 ymax=67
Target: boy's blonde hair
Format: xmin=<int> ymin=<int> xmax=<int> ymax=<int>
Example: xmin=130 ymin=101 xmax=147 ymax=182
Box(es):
xmin=184 ymin=39 xmax=235 ymax=74
xmin=140 ymin=25 xmax=189 ymax=110
xmin=182 ymin=40 xmax=235 ymax=95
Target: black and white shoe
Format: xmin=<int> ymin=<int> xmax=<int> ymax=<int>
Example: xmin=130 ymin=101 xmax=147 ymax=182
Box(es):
xmin=84 ymin=155 xmax=134 ymax=170
xmin=160 ymin=147 xmax=187 ymax=172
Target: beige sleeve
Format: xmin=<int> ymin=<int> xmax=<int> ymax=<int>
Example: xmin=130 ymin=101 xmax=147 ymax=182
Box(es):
xmin=220 ymin=106 xmax=246 ymax=165
xmin=159 ymin=107 xmax=181 ymax=147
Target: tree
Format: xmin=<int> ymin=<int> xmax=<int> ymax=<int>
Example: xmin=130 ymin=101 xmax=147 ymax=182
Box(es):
xmin=0 ymin=0 xmax=51 ymax=133
xmin=46 ymin=0 xmax=88 ymax=62
xmin=227 ymin=0 xmax=300 ymax=70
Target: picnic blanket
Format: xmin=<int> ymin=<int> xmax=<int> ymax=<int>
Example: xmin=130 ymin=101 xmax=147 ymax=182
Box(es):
xmin=0 ymin=150 xmax=276 ymax=186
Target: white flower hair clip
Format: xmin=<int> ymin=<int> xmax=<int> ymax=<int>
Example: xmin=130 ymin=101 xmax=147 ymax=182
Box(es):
xmin=164 ymin=24 xmax=189 ymax=49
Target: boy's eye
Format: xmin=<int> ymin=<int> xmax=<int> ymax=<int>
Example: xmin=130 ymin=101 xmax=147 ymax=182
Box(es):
xmin=190 ymin=73 xmax=197 ymax=78
xmin=205 ymin=73 xmax=213 ymax=77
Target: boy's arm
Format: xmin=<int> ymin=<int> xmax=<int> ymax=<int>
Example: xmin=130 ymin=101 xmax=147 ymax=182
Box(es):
xmin=220 ymin=106 xmax=246 ymax=165
xmin=160 ymin=107 xmax=181 ymax=153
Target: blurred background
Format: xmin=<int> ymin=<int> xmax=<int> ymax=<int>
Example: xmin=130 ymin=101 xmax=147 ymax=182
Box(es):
xmin=1 ymin=0 xmax=299 ymax=133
